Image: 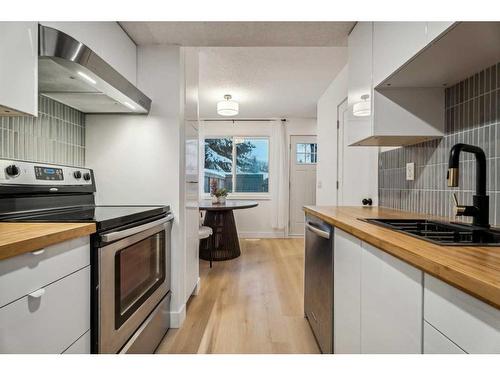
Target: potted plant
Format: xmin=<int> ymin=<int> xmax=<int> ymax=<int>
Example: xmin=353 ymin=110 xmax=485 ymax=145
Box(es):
xmin=210 ymin=179 xmax=219 ymax=204
xmin=214 ymin=188 xmax=228 ymax=204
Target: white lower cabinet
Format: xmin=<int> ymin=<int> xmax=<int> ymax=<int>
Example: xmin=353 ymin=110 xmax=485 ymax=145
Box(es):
xmin=360 ymin=242 xmax=423 ymax=353
xmin=424 ymin=274 xmax=500 ymax=354
xmin=333 ymin=229 xmax=362 ymax=353
xmin=333 ymin=226 xmax=500 ymax=354
xmin=0 ymin=266 xmax=90 ymax=353
xmin=63 ymin=330 xmax=91 ymax=354
xmin=0 ymin=236 xmax=90 ymax=307
xmin=423 ymin=321 xmax=465 ymax=354
xmin=0 ymin=236 xmax=91 ymax=354
xmin=333 ymin=229 xmax=423 ymax=353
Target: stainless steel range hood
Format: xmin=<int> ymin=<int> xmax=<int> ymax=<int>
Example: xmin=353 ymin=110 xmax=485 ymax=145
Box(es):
xmin=38 ymin=25 xmax=151 ymax=114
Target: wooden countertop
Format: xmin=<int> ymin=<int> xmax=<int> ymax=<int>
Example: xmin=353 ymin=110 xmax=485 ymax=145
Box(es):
xmin=0 ymin=223 xmax=96 ymax=261
xmin=304 ymin=206 xmax=500 ymax=309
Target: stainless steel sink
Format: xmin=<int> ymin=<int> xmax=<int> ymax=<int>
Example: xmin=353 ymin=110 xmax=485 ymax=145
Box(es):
xmin=360 ymin=218 xmax=500 ymax=246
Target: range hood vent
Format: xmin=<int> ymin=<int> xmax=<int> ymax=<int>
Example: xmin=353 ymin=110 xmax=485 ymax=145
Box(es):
xmin=38 ymin=25 xmax=151 ymax=114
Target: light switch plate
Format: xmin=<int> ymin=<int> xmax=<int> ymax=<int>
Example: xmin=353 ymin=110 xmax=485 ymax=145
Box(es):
xmin=406 ymin=162 xmax=415 ymax=181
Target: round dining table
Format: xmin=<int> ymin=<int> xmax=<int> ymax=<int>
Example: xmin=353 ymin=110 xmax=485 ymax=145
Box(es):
xmin=199 ymin=200 xmax=258 ymax=262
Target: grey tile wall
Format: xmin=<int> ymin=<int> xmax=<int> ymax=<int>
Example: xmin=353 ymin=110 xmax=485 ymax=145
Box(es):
xmin=379 ymin=62 xmax=500 ymax=226
xmin=0 ymin=96 xmax=85 ymax=166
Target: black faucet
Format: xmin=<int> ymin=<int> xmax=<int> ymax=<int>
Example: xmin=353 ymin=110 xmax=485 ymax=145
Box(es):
xmin=447 ymin=143 xmax=489 ymax=227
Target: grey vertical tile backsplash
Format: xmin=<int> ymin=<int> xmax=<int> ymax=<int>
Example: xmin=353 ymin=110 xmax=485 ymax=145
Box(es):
xmin=379 ymin=62 xmax=500 ymax=226
xmin=0 ymin=96 xmax=85 ymax=166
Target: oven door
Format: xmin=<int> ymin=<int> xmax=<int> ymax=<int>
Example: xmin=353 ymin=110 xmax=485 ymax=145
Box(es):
xmin=98 ymin=214 xmax=173 ymax=353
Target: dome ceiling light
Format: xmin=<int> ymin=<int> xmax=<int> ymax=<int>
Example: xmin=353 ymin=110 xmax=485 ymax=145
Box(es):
xmin=353 ymin=94 xmax=371 ymax=117
xmin=217 ymin=94 xmax=239 ymax=116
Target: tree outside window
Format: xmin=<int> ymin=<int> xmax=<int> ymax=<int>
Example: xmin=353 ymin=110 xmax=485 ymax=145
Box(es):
xmin=204 ymin=137 xmax=269 ymax=194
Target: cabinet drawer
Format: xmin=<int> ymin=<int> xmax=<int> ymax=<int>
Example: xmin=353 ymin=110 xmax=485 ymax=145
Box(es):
xmin=423 ymin=321 xmax=465 ymax=354
xmin=0 ymin=236 xmax=90 ymax=307
xmin=63 ymin=330 xmax=91 ymax=354
xmin=0 ymin=266 xmax=90 ymax=353
xmin=424 ymin=274 xmax=500 ymax=354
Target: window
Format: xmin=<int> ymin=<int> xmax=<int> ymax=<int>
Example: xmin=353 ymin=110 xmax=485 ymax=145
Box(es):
xmin=296 ymin=143 xmax=317 ymax=164
xmin=204 ymin=137 xmax=269 ymax=194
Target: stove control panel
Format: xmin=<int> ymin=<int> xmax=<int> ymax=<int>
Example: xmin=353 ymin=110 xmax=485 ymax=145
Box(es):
xmin=0 ymin=159 xmax=93 ymax=186
xmin=34 ymin=166 xmax=64 ymax=181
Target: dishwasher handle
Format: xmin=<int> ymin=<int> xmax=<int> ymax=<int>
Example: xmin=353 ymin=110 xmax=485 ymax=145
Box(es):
xmin=305 ymin=222 xmax=331 ymax=239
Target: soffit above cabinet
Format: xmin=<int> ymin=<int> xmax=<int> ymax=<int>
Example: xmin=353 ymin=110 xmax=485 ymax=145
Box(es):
xmin=379 ymin=22 xmax=500 ymax=88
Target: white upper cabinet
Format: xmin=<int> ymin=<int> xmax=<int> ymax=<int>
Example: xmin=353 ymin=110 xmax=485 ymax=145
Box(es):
xmin=373 ymin=22 xmax=428 ymax=87
xmin=39 ymin=22 xmax=137 ymax=85
xmin=348 ymin=22 xmax=372 ymax=108
xmin=0 ymin=22 xmax=38 ymax=116
xmin=347 ymin=22 xmax=373 ymax=144
xmin=426 ymin=22 xmax=455 ymax=43
xmin=347 ymin=22 xmax=444 ymax=146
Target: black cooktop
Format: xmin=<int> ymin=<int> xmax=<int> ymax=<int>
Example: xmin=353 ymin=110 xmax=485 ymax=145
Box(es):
xmin=2 ymin=205 xmax=170 ymax=232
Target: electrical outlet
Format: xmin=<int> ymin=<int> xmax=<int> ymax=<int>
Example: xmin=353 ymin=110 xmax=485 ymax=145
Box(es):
xmin=406 ymin=162 xmax=415 ymax=181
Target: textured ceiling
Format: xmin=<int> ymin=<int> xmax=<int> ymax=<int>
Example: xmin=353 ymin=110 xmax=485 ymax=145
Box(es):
xmin=120 ymin=22 xmax=354 ymax=46
xmin=198 ymin=47 xmax=347 ymax=119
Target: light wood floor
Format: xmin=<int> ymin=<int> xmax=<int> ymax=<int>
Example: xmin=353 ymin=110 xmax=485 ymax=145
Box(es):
xmin=156 ymin=238 xmax=320 ymax=354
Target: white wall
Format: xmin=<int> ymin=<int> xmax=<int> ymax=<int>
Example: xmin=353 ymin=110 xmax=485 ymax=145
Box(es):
xmin=40 ymin=22 xmax=137 ymax=84
xmin=316 ymin=65 xmax=348 ymax=206
xmin=85 ymin=45 xmax=187 ymax=327
xmin=200 ymin=118 xmax=316 ymax=238
xmin=316 ymin=64 xmax=379 ymax=207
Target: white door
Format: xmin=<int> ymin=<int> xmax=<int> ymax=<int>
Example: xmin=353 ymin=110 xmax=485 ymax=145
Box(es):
xmin=289 ymin=135 xmax=317 ymax=236
xmin=337 ymin=100 xmax=378 ymax=205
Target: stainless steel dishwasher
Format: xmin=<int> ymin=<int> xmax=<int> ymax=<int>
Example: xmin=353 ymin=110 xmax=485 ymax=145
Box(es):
xmin=304 ymin=214 xmax=334 ymax=354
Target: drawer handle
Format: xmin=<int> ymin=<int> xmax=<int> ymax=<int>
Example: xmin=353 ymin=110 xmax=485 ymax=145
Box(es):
xmin=31 ymin=249 xmax=45 ymax=256
xmin=28 ymin=288 xmax=46 ymax=298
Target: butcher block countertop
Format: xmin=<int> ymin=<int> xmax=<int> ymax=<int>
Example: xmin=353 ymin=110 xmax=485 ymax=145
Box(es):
xmin=0 ymin=222 xmax=96 ymax=261
xmin=304 ymin=206 xmax=500 ymax=309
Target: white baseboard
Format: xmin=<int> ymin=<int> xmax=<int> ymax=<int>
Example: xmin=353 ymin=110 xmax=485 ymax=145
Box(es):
xmin=239 ymin=231 xmax=286 ymax=239
xmin=169 ymin=303 xmax=186 ymax=328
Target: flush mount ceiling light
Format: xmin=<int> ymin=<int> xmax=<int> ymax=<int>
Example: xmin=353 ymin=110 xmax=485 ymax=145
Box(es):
xmin=217 ymin=94 xmax=239 ymax=116
xmin=353 ymin=94 xmax=371 ymax=117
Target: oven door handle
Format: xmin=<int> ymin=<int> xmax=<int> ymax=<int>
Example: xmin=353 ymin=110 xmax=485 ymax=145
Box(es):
xmin=100 ymin=214 xmax=174 ymax=244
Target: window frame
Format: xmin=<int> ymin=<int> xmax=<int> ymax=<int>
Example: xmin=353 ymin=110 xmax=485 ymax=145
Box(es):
xmin=203 ymin=135 xmax=271 ymax=200
xmin=295 ymin=142 xmax=318 ymax=165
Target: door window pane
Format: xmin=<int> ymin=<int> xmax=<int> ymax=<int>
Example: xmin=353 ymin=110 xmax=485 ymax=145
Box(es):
xmin=204 ymin=138 xmax=233 ymax=193
xmin=235 ymin=138 xmax=269 ymax=193
xmin=296 ymin=143 xmax=318 ymax=164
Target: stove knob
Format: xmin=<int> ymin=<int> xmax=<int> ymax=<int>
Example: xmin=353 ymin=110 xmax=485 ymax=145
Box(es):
xmin=73 ymin=171 xmax=82 ymax=179
xmin=5 ymin=164 xmax=20 ymax=177
xmin=83 ymin=172 xmax=91 ymax=181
